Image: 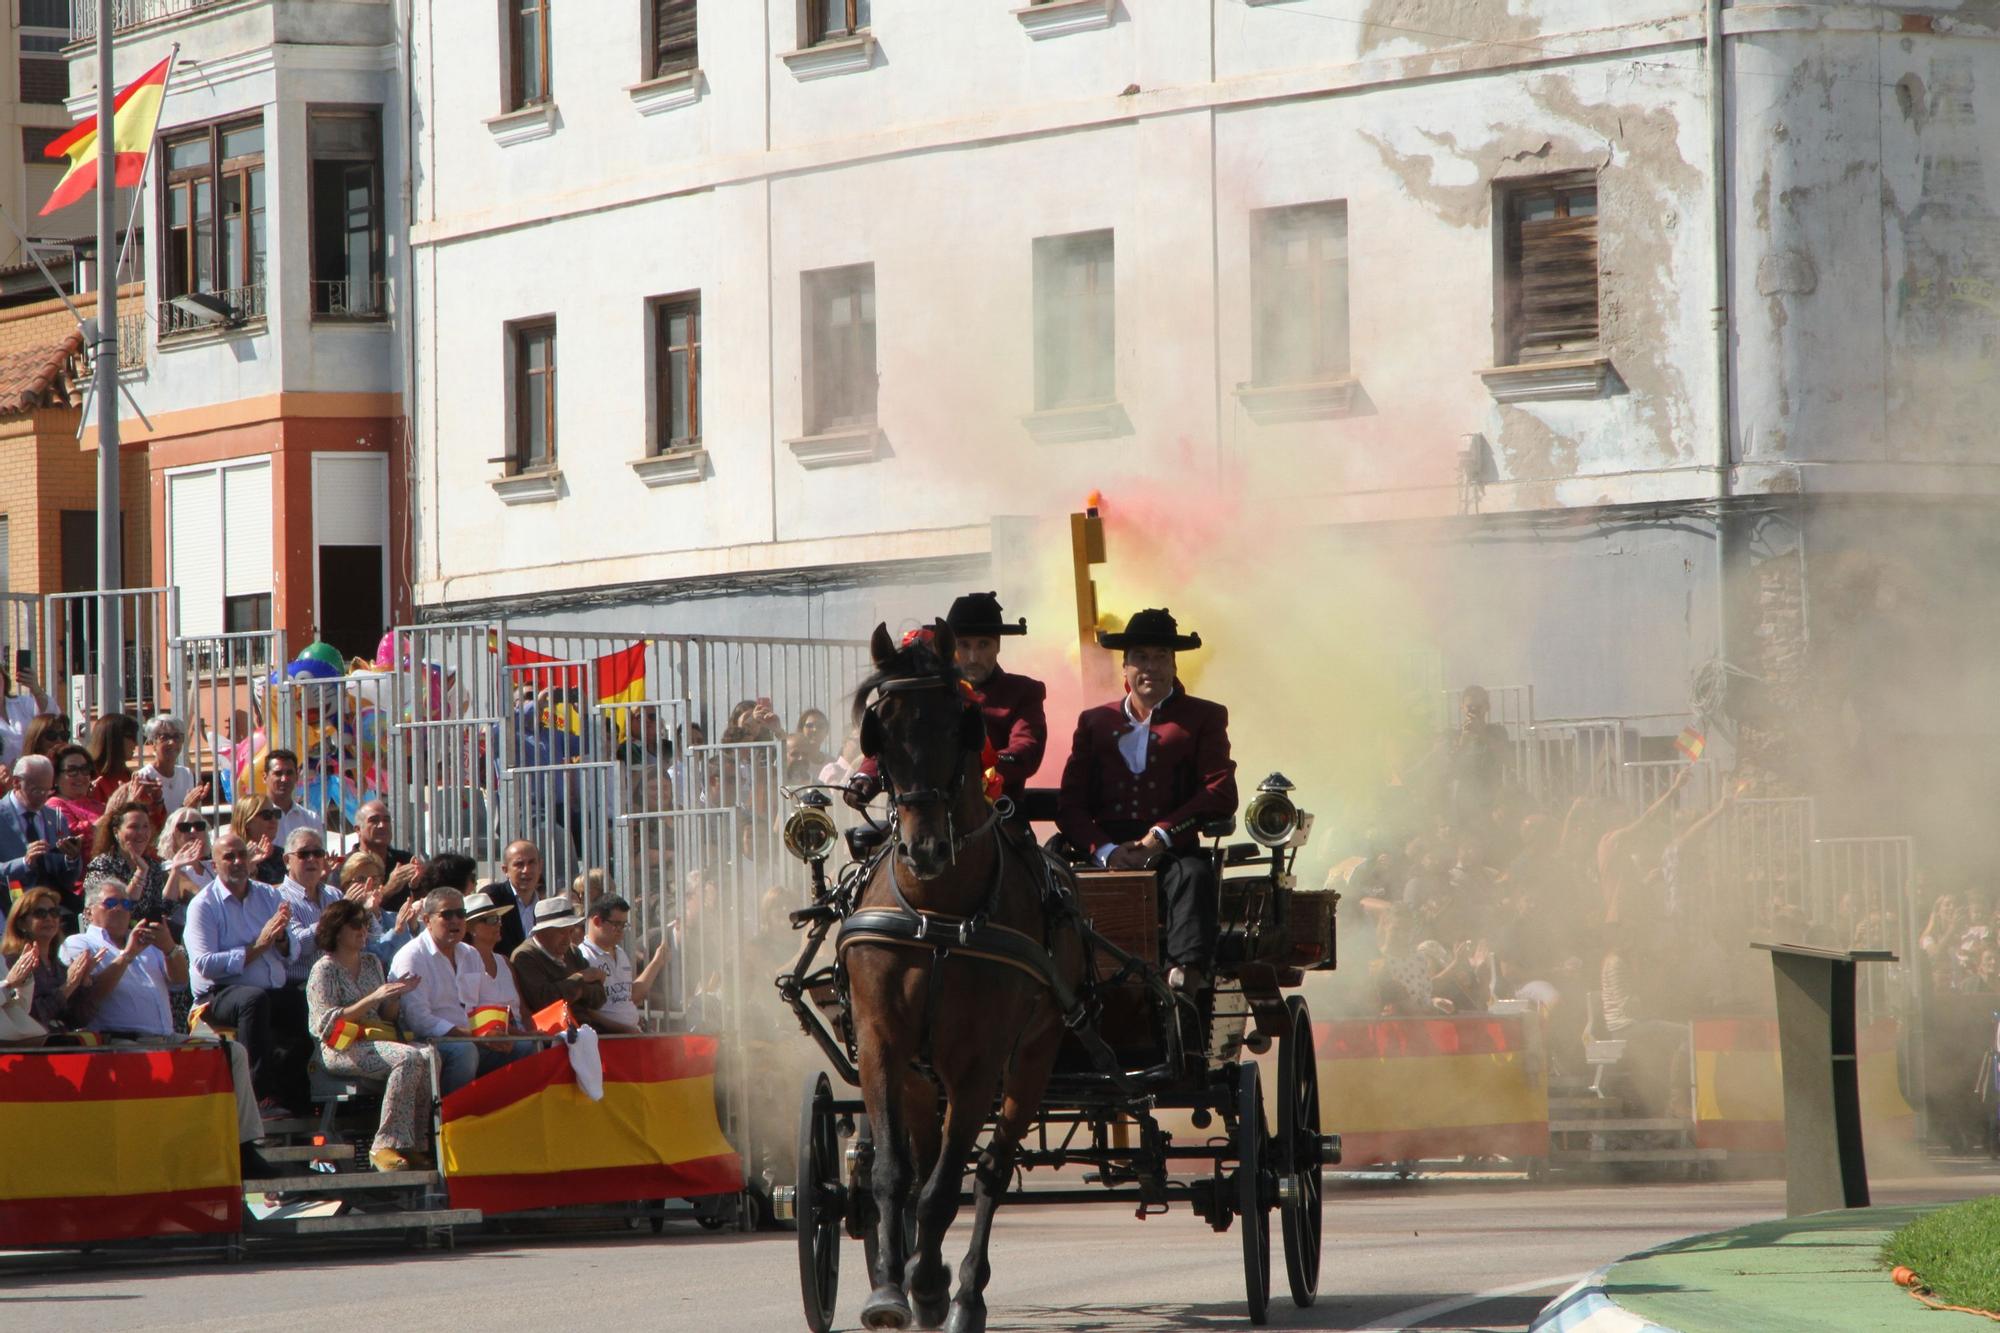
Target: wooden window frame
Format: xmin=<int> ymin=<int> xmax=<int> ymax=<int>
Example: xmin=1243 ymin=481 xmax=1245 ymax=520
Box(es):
xmin=1251 ymin=201 xmax=1350 ymax=386
xmin=306 ymin=107 xmax=385 ymax=321
xmin=802 ymin=264 xmax=877 ymax=435
xmin=806 ymin=0 xmax=869 ymax=46
xmin=650 ymin=293 xmax=702 ymax=456
xmin=160 ymin=116 xmax=265 ymax=307
xmin=503 ymin=0 xmax=554 ymax=111
xmin=649 ymin=0 xmax=698 ymax=80
xmin=507 ymin=318 xmax=558 ymax=474
xmin=1033 ymin=229 xmax=1116 ymax=411
xmin=1499 ymin=172 xmax=1599 ymax=366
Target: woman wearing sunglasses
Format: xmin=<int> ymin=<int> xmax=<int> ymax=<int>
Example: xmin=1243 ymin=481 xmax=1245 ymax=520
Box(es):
xmin=45 ymin=743 xmax=107 ymax=838
xmin=229 ymin=795 xmax=286 ymax=885
xmin=85 ymin=798 xmax=210 ymax=934
xmin=0 ymin=887 xmax=98 ymax=1042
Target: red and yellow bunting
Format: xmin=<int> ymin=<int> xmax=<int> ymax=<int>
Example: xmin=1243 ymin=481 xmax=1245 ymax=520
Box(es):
xmin=1693 ymin=1017 xmax=1915 ymax=1151
xmin=1316 ymin=1015 xmax=1548 ymax=1165
xmin=440 ymin=1035 xmax=742 ymax=1213
xmin=0 ymin=1047 xmax=241 ymax=1244
xmin=469 ymin=1006 xmax=510 ymax=1037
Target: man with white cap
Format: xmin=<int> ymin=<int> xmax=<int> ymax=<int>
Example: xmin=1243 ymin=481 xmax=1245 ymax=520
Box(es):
xmin=508 ymin=896 xmax=608 ymax=1026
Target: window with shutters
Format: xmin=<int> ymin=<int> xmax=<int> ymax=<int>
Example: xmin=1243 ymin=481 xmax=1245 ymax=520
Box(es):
xmin=19 ymin=0 xmax=66 ymax=106
xmin=808 ymin=0 xmax=869 ymax=45
xmin=505 ymin=0 xmax=554 ymax=110
xmin=167 ymin=460 xmax=272 ymax=637
xmin=650 ymin=0 xmax=697 ymax=79
xmin=1251 ymin=202 xmax=1349 ymax=386
xmin=308 ymin=110 xmax=385 ymax=320
xmin=802 ymin=265 xmax=876 ymax=434
xmin=508 ymin=319 xmax=558 ymax=473
xmin=1033 ymin=230 xmax=1115 ymax=410
xmin=649 ymin=294 xmax=701 ymax=454
xmin=1499 ymin=176 xmax=1598 ymax=365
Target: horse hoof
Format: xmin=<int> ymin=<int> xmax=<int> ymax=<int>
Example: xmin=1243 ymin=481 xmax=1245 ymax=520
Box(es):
xmin=912 ymin=1292 xmax=949 ymax=1330
xmin=905 ymin=1262 xmax=949 ymax=1328
xmin=943 ymin=1299 xmax=987 ymax=1333
xmin=861 ymin=1287 xmax=914 ymax=1331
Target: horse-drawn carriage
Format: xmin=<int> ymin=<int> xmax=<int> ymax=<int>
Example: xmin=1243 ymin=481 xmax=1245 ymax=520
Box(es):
xmin=772 ymin=627 xmax=1340 ymax=1332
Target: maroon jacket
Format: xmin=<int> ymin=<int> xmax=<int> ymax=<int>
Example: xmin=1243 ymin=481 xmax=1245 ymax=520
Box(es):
xmin=857 ymin=667 xmax=1049 ymax=801
xmin=1057 ymin=688 xmax=1238 ymax=856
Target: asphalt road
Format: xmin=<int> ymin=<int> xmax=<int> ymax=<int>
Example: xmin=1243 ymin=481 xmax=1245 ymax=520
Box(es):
xmin=5 ymin=1173 xmax=1998 ymax=1332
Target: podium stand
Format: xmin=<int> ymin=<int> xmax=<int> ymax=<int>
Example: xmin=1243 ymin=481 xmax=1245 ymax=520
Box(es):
xmin=1751 ymin=942 xmax=1897 ymax=1216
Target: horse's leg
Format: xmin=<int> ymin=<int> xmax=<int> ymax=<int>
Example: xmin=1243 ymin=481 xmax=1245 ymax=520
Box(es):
xmin=944 ymin=1022 xmax=1063 ymax=1333
xmin=907 ymin=1053 xmax=1002 ymax=1330
xmin=859 ymin=1022 xmax=918 ymax=1330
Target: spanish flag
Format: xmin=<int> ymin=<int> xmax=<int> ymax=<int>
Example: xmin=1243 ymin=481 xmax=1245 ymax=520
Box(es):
xmin=470 ymin=1005 xmax=511 ymax=1037
xmin=0 ymin=1047 xmax=242 ymax=1244
xmin=440 ymin=1035 xmax=742 ymax=1213
xmin=1675 ymin=726 xmax=1707 ymax=762
xmin=1313 ymin=1015 xmax=1548 ymax=1167
xmin=40 ymin=54 xmax=173 ymax=216
xmin=1692 ymin=1017 xmax=1914 ymax=1152
xmin=489 ymin=635 xmax=648 ymax=706
xmin=323 ymin=1016 xmax=365 ymax=1051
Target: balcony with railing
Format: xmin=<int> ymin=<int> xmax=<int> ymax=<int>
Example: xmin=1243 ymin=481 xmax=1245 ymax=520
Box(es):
xmin=312 ymin=275 xmax=389 ymax=321
xmin=68 ymin=0 xmax=235 ymax=41
xmin=158 ymin=281 xmax=265 ymax=340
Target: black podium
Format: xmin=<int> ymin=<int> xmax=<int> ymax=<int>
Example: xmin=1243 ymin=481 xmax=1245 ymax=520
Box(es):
xmin=1751 ymin=942 xmax=1898 ymax=1216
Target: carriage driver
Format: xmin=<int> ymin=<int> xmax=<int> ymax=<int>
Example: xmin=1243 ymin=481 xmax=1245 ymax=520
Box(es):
xmin=1057 ymin=608 xmax=1238 ymax=993
xmin=846 ymin=591 xmax=1049 ymax=813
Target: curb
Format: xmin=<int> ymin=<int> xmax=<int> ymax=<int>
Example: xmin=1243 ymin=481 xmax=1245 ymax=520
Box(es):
xmin=1528 ymin=1266 xmax=1677 ymax=1333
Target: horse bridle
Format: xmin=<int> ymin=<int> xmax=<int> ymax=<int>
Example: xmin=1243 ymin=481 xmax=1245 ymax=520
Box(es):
xmin=865 ymin=674 xmax=999 ymax=864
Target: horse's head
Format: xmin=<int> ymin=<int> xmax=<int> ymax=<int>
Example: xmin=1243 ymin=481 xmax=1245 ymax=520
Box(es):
xmin=855 ymin=620 xmax=986 ymax=881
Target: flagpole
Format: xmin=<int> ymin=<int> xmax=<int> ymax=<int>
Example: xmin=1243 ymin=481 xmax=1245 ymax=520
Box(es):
xmin=93 ymin=0 xmax=121 ymax=717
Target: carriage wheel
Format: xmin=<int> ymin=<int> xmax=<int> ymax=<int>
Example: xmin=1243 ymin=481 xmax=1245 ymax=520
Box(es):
xmin=1277 ymin=996 xmax=1323 ymax=1309
xmin=796 ymin=1071 xmax=842 ymax=1333
xmin=1236 ymin=1061 xmax=1272 ymax=1326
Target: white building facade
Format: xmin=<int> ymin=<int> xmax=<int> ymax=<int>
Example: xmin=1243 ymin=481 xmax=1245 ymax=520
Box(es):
xmin=407 ymin=2 xmax=2000 ymax=850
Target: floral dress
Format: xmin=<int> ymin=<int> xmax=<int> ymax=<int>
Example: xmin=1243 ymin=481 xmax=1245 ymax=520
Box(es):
xmin=305 ymin=951 xmax=430 ymax=1153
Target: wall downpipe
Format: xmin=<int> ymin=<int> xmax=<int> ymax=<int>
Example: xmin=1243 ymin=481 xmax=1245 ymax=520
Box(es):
xmin=1706 ymin=0 xmax=1736 ymax=701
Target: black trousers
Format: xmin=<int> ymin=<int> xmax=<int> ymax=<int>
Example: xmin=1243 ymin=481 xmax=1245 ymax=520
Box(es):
xmin=1158 ymin=854 xmax=1219 ymax=968
xmin=206 ymin=981 xmax=310 ymax=1108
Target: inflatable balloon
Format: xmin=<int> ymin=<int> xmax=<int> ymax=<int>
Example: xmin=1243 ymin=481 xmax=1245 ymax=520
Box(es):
xmin=285 ymin=657 xmax=342 ymax=682
xmin=373 ymin=630 xmax=398 ymax=669
xmin=298 ymin=640 xmax=348 ymax=673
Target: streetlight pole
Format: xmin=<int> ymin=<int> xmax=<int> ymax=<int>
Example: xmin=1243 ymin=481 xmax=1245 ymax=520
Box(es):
xmin=94 ymin=0 xmax=122 ymax=715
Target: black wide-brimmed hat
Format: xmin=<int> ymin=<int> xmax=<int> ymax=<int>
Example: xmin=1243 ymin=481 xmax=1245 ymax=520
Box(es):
xmin=1096 ymin=607 xmax=1202 ymax=652
xmin=944 ymin=591 xmax=1026 ymax=637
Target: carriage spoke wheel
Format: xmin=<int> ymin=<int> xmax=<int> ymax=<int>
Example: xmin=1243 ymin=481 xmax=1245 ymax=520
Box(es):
xmin=1277 ymin=995 xmax=1323 ymax=1308
xmin=796 ymin=1071 xmax=842 ymax=1333
xmin=1236 ymin=1061 xmax=1272 ymax=1326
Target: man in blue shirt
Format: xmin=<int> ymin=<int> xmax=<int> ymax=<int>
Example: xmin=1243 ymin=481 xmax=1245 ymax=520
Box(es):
xmin=0 ymin=754 xmax=82 ymax=915
xmin=185 ymin=829 xmax=306 ymax=1113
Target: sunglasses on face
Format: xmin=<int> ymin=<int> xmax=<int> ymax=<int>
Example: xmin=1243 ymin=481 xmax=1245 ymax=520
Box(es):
xmin=183 ymin=821 xmax=209 ymax=834
xmin=255 ymin=810 xmax=279 ymax=821
xmin=291 ymin=848 xmax=326 ymax=860
xmin=27 ymin=907 xmax=61 ymax=920
xmin=97 ymin=897 xmax=137 ymax=912
xmin=437 ymin=908 xmax=467 ymax=920
xmin=58 ymin=764 xmax=90 ymax=776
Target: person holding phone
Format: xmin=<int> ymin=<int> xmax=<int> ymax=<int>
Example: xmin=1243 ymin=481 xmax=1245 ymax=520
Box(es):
xmin=0 ymin=652 xmax=53 ymax=771
xmin=135 ymin=714 xmax=210 ymax=819
xmin=45 ymin=745 xmax=106 ymax=840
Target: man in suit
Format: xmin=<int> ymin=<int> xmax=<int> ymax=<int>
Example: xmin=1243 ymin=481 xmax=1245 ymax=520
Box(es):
xmin=846 ymin=592 xmax=1050 ymax=817
xmin=1057 ymin=608 xmax=1237 ymax=990
xmin=492 ymin=839 xmax=546 ymax=957
xmin=0 ymin=754 xmax=82 ymax=916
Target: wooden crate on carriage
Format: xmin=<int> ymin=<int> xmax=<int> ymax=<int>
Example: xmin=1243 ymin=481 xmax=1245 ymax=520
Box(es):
xmin=1073 ymin=870 xmax=1157 ymax=980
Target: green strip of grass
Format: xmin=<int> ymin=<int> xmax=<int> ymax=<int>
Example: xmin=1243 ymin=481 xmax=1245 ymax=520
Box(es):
xmin=1882 ymin=1196 xmax=2000 ymax=1315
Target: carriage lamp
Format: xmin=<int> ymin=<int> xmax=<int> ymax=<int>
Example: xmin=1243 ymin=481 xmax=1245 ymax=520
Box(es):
xmin=1244 ymin=772 xmax=1302 ymax=848
xmin=783 ymin=789 xmax=840 ymax=863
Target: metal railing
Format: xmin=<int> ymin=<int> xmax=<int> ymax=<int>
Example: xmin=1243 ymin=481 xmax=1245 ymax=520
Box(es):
xmin=168 ymin=628 xmax=285 ymax=808
xmin=43 ymin=586 xmax=175 ymax=721
xmin=158 ymin=283 xmax=266 ymax=339
xmin=68 ymin=0 xmax=232 ymax=40
xmin=311 ymin=275 xmax=389 ymax=321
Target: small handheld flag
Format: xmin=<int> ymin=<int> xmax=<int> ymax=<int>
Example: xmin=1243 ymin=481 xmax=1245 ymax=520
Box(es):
xmin=1675 ymin=726 xmax=1707 ymax=763
xmin=470 ymin=1005 xmax=510 ymax=1037
xmin=322 ymin=1017 xmax=364 ymax=1051
xmin=41 ymin=54 xmax=172 ymax=217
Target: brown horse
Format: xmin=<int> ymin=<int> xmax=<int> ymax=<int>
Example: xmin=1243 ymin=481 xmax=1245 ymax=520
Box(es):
xmin=839 ymin=621 xmax=1084 ymax=1333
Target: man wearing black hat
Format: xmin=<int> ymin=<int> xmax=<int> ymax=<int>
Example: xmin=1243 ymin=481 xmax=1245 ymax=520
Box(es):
xmin=1057 ymin=608 xmax=1237 ymax=990
xmin=846 ymin=591 xmax=1048 ymax=811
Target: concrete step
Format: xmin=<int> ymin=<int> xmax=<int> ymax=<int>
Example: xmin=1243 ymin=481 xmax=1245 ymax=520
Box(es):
xmin=1548 ymin=1096 xmax=1626 ymax=1114
xmin=248 ymin=1170 xmax=439 ymax=1196
xmin=1550 ymin=1118 xmax=1693 ymax=1134
xmin=260 ymin=1143 xmax=360 ymax=1166
xmin=1557 ymin=1148 xmax=1727 ymax=1164
xmin=247 ymin=1207 xmax=481 ymax=1237
xmin=257 ymin=1116 xmax=322 ymax=1137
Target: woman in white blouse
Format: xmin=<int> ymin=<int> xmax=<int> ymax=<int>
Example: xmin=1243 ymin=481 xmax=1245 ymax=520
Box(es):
xmin=458 ymin=891 xmax=532 ymax=1035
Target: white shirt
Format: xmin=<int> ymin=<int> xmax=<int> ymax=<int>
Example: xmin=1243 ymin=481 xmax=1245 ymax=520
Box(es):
xmin=458 ymin=949 xmax=525 ymax=1022
xmin=60 ymin=925 xmax=173 ymax=1036
xmin=137 ymin=763 xmax=197 ymax=811
xmin=270 ymin=800 xmax=326 ymax=846
xmin=390 ymin=930 xmax=479 ymax=1038
xmin=0 ymin=693 xmax=42 ymax=768
xmin=579 ymin=938 xmax=639 ymax=1027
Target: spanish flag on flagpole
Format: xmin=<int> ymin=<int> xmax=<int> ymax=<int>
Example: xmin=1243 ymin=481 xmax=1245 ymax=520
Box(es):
xmin=39 ymin=53 xmax=173 ymax=216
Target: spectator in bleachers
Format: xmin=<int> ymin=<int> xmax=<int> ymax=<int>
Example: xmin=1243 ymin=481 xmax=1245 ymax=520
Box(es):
xmin=58 ymin=870 xmax=278 ymax=1175
xmin=87 ymin=798 xmax=206 ymax=932
xmin=306 ymin=898 xmax=429 ymax=1172
xmin=341 ymin=851 xmax=385 ymax=891
xmin=156 ymin=807 xmax=214 ymax=883
xmin=349 ymin=800 xmax=421 ymax=912
xmin=509 ymin=897 xmax=607 ymax=1027
xmin=135 ymin=715 xmax=209 ymax=820
xmin=1 ymin=755 xmax=84 ymax=911
xmin=230 ymin=793 xmax=285 ymax=885
xmin=185 ymin=829 xmax=305 ymax=1114
xmin=47 ymin=744 xmax=106 ymax=836
xmin=1 ymin=886 xmax=96 ymax=1037
xmin=21 ymin=711 xmax=71 ymax=763
xmin=276 ymin=828 xmax=345 ymax=985
xmin=493 ymin=839 xmax=546 ymax=956
xmin=577 ymin=894 xmax=669 ymax=1035
xmin=785 ymin=709 xmax=833 ymax=785
xmin=84 ymin=714 xmax=141 ymax=805
xmin=0 ymin=661 xmax=53 ymax=769
xmin=570 ymin=868 xmax=604 ymax=911
xmin=391 ymin=887 xmax=531 ymax=1094
xmin=261 ymin=749 xmax=324 ymax=845
xmin=459 ymin=891 xmax=530 ymax=1036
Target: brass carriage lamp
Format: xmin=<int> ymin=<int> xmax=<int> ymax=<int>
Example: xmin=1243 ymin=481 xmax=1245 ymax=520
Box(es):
xmin=783 ymin=788 xmax=840 ymax=864
xmin=1244 ymin=772 xmax=1310 ymax=849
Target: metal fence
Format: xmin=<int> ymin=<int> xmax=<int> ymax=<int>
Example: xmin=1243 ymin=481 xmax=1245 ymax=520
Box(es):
xmin=44 ymin=586 xmax=174 ymax=721
xmin=168 ymin=629 xmax=286 ymax=810
xmin=1620 ymin=758 xmax=1716 ymax=816
xmin=268 ymin=670 xmax=400 ymax=843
